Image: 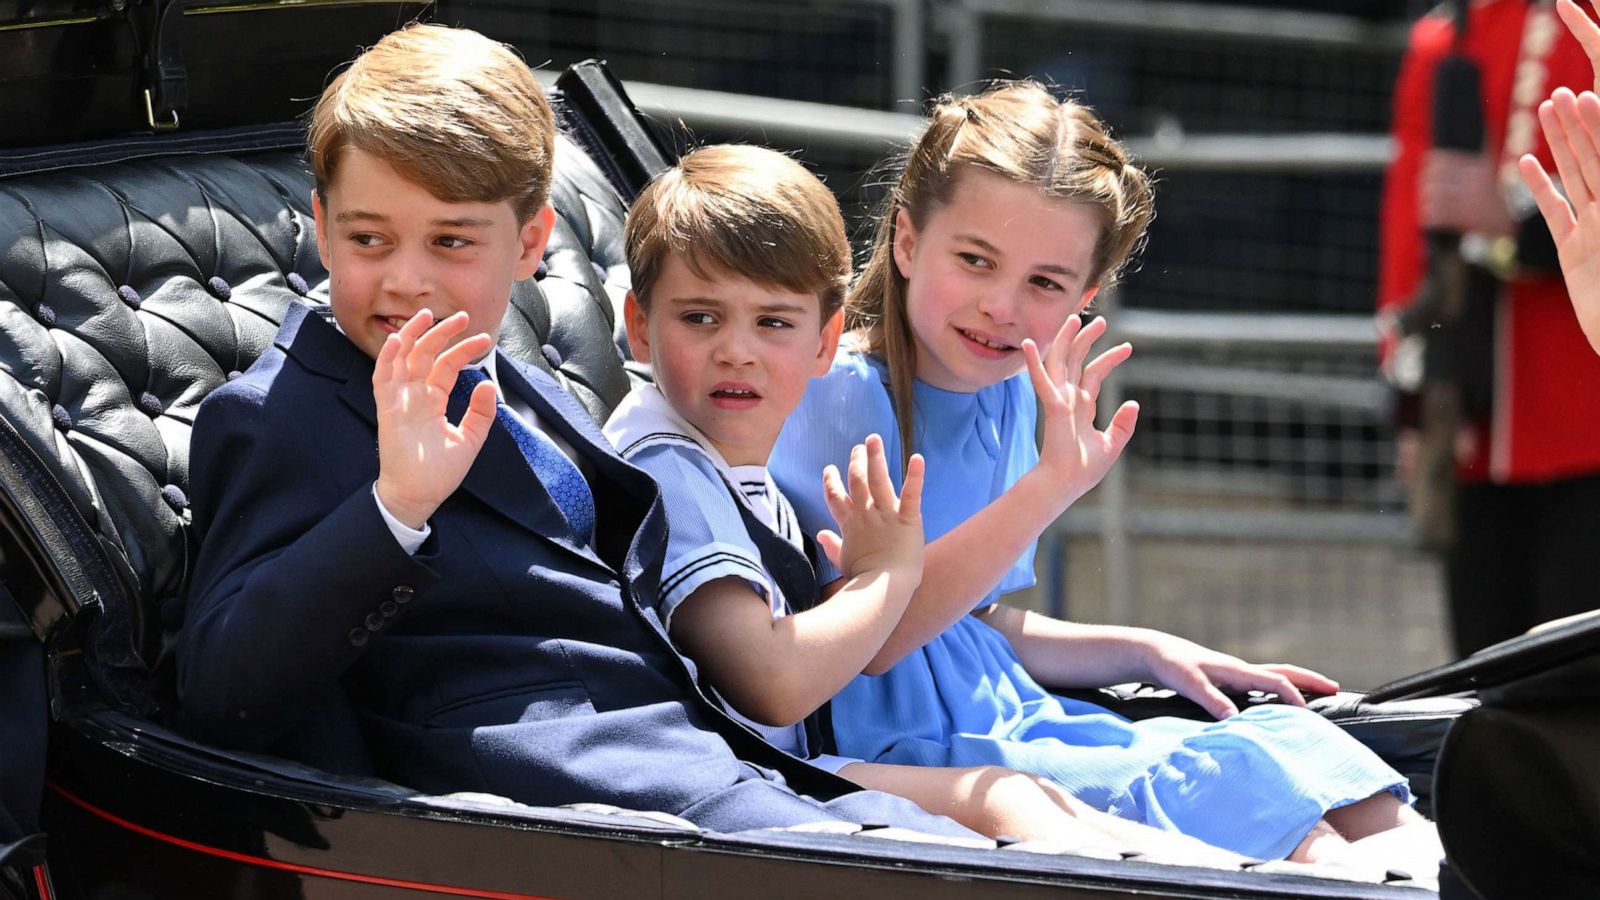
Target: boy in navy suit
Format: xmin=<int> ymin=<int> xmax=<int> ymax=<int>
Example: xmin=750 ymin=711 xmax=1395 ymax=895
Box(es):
xmin=177 ymin=23 xmax=972 ymax=837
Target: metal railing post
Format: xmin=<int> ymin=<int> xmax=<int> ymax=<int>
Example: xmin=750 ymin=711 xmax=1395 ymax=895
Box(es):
xmin=1099 ymin=288 xmax=1136 ymax=627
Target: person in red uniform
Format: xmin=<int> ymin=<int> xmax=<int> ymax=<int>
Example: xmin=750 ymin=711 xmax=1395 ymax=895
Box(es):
xmin=1523 ymin=1 xmax=1600 ymax=358
xmin=1379 ymin=0 xmax=1600 ymax=657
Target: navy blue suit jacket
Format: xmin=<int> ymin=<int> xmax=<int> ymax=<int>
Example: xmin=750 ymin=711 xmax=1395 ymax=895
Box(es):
xmin=177 ymin=303 xmax=971 ymax=835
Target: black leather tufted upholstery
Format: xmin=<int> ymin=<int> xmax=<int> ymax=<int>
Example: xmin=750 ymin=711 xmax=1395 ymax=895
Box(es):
xmin=0 ymin=104 xmax=639 ymax=707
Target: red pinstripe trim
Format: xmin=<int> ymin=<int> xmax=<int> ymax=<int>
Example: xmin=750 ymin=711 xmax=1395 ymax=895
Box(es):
xmin=47 ymin=782 xmax=558 ymax=899
xmin=31 ymin=864 xmax=50 ymax=900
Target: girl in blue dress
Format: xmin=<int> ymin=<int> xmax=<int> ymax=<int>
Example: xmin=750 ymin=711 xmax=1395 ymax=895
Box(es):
xmin=770 ymin=81 xmax=1441 ymax=869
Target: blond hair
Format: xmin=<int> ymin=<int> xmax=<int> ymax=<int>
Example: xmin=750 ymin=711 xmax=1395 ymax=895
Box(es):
xmin=308 ymin=23 xmax=554 ymax=221
xmin=626 ymin=144 xmax=849 ymax=320
xmin=850 ymin=81 xmax=1155 ymax=460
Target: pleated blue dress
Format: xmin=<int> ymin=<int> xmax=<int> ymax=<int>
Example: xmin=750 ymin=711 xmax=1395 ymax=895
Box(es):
xmin=770 ymin=350 xmax=1411 ymax=860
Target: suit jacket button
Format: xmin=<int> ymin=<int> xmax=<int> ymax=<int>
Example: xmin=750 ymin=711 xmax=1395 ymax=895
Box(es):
xmin=348 ymin=628 xmax=369 ymax=647
xmin=392 ymin=586 xmax=414 ymax=604
xmin=379 ymin=600 xmax=399 ymax=617
xmin=365 ymin=612 xmax=385 ymax=631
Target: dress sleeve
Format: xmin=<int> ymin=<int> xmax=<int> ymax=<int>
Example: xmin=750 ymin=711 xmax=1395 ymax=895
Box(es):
xmin=770 ymin=354 xmax=901 ymax=586
xmin=629 ymin=443 xmax=772 ymax=629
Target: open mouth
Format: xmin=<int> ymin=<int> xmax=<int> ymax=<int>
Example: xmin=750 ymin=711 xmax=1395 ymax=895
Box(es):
xmin=377 ymin=315 xmax=410 ymax=333
xmin=709 ymin=384 xmax=762 ymax=408
xmin=955 ymin=326 xmax=1018 ymax=355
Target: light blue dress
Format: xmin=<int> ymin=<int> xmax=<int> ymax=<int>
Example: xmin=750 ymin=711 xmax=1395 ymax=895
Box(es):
xmin=770 ymin=349 xmax=1411 ymax=860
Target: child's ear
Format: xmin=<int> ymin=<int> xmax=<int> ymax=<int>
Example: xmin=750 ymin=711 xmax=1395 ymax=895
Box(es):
xmin=513 ymin=205 xmax=558 ymax=280
xmin=891 ymin=207 xmax=918 ymax=280
xmin=1077 ymin=284 xmax=1101 ymax=314
xmin=311 ymin=189 xmax=333 ymax=271
xmin=814 ymin=309 xmax=844 ymax=375
xmin=623 ymin=291 xmax=652 ymax=365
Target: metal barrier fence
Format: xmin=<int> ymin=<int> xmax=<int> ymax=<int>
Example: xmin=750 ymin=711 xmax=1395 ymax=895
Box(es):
xmin=604 ymin=0 xmax=1452 ymax=688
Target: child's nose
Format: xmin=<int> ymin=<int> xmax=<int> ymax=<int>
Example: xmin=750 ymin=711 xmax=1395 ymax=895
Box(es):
xmin=712 ymin=331 xmax=757 ymax=366
xmin=381 ymin=248 xmax=432 ymax=298
xmin=976 ymin=284 xmax=1021 ymax=324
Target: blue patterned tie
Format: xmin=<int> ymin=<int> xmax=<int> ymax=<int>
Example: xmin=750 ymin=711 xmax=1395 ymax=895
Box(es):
xmin=453 ymin=367 xmax=595 ymax=543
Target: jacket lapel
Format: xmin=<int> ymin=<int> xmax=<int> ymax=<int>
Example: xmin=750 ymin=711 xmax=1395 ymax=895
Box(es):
xmin=498 ymin=355 xmax=664 ymax=583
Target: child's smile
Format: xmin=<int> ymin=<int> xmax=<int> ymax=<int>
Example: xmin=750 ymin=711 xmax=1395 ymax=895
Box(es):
xmin=892 ymin=169 xmax=1102 ymax=393
xmin=625 ymin=255 xmax=841 ymax=466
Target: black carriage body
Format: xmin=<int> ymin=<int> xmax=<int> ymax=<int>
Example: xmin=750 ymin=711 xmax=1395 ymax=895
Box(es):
xmin=0 ymin=4 xmax=1565 ymax=899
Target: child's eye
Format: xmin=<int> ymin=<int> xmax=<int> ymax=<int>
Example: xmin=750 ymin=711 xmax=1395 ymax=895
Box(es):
xmin=435 ymin=235 xmax=474 ymax=250
xmin=350 ymin=233 xmax=387 ymax=248
xmin=758 ymin=316 xmax=794 ymax=329
xmin=957 ymin=252 xmax=992 ymax=270
xmin=1030 ymin=275 xmax=1064 ymax=292
xmin=682 ymin=312 xmax=716 ymax=326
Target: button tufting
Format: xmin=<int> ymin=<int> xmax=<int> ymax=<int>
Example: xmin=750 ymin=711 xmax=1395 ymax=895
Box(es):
xmin=535 ymin=259 xmax=549 ymax=280
xmin=35 ymin=304 xmax=56 ymax=328
xmin=348 ymin=628 xmax=369 ymax=647
xmin=364 ymin=612 xmax=384 ymax=631
xmin=541 ymin=343 xmax=563 ymax=368
xmin=137 ymin=392 xmax=163 ymax=417
xmin=160 ymin=484 xmax=189 ymax=513
xmin=591 ymin=261 xmax=607 ymax=284
xmin=50 ymin=404 xmax=71 ymax=432
xmin=117 ymin=285 xmax=142 ymax=309
xmin=207 ymin=276 xmax=233 ymax=300
xmin=392 ymin=586 xmax=414 ymax=604
xmin=286 ymin=272 xmax=309 ymax=296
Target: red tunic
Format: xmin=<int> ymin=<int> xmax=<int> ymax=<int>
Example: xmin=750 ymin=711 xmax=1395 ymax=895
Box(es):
xmin=1379 ymin=0 xmax=1600 ymax=484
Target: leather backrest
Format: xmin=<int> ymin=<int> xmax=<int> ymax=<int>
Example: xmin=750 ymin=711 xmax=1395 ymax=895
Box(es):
xmin=0 ymin=112 xmax=637 ymax=701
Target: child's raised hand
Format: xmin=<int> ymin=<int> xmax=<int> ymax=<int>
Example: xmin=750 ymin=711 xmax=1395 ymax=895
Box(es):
xmin=815 ymin=435 xmax=926 ymax=586
xmin=1521 ymin=88 xmax=1600 ymax=355
xmin=1559 ymin=0 xmax=1600 ymax=93
xmin=1025 ymin=315 xmax=1140 ymax=508
xmin=372 ymin=309 xmax=498 ymax=529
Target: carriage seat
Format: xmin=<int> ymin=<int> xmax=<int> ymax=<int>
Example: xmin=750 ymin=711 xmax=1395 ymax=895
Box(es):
xmin=0 ymin=68 xmax=642 ymax=722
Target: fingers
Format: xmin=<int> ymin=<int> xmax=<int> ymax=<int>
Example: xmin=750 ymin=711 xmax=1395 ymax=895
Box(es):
xmin=408 ymin=311 xmax=472 ymax=379
xmin=1558 ymin=0 xmax=1600 ymax=91
xmin=899 ymin=453 xmax=925 ymax=522
xmin=820 ymin=464 xmax=851 ymax=527
xmin=1171 ymin=668 xmax=1238 ymax=720
xmin=863 ymin=434 xmax=897 ymax=511
xmin=1546 ymin=89 xmax=1594 ymax=209
xmin=1104 ymin=400 xmax=1140 ymax=456
xmin=1262 ymin=663 xmax=1341 ymax=696
xmin=1023 ymin=339 xmax=1062 ymax=405
xmin=816 ymin=529 xmax=844 ymax=568
xmin=1065 ymin=316 xmax=1108 ymax=384
xmin=373 ymin=330 xmax=402 ymax=390
xmin=456 ymin=380 xmax=498 ymax=447
xmin=1244 ymin=670 xmax=1309 ymax=708
xmin=1521 ymin=153 xmax=1576 ymax=243
xmin=1554 ymin=88 xmax=1600 ymax=210
xmin=428 ymin=331 xmax=495 ymax=394
xmin=1045 ymin=314 xmax=1084 ymax=375
xmin=846 ymin=442 xmax=870 ymax=511
xmin=1079 ymin=342 xmax=1132 ymax=401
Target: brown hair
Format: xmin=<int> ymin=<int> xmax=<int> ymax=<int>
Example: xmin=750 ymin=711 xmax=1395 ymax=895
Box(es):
xmin=850 ymin=81 xmax=1155 ymax=460
xmin=308 ymin=23 xmax=555 ymax=222
xmin=626 ymin=144 xmax=850 ymax=320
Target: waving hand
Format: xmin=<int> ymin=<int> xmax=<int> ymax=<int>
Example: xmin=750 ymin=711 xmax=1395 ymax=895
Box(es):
xmin=1024 ymin=315 xmax=1140 ymax=506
